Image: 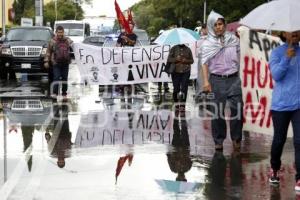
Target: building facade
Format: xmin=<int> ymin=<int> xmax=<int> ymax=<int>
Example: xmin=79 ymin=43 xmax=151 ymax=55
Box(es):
xmin=0 ymin=0 xmax=14 ymax=30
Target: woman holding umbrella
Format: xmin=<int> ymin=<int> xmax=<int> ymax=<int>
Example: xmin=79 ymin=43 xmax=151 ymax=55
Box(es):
xmin=268 ymin=31 xmax=300 ymax=192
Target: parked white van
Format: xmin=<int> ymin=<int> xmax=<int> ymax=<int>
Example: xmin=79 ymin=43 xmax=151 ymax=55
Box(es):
xmin=54 ymin=20 xmax=90 ymax=43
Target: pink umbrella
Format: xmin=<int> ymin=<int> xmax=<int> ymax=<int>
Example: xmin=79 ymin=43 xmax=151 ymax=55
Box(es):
xmin=227 ymin=21 xmax=240 ymax=33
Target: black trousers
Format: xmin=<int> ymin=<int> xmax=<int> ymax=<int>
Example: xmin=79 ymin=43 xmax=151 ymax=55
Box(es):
xmin=171 ymin=71 xmax=190 ymax=103
xmin=270 ymin=109 xmax=300 ymax=181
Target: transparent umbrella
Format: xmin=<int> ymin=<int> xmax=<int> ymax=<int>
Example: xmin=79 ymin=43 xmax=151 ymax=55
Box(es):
xmin=155 ymin=179 xmax=203 ymax=193
xmin=240 ymin=0 xmax=300 ymax=32
xmin=154 ymin=28 xmax=200 ymax=45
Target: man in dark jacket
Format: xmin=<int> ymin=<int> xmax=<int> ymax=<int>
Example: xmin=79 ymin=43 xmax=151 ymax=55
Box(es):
xmin=167 ymin=44 xmax=194 ymax=114
xmin=44 ymin=26 xmax=73 ymax=99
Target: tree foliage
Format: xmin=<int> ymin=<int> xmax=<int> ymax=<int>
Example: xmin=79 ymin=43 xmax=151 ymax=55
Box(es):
xmin=44 ymin=0 xmax=84 ymax=27
xmin=13 ymin=0 xmax=35 ymax=25
xmin=131 ymin=0 xmax=266 ymax=36
xmin=12 ymin=0 xmax=84 ymax=26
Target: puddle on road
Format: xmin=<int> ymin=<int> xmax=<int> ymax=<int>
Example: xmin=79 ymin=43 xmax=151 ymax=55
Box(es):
xmin=0 ymin=77 xmax=298 ymax=200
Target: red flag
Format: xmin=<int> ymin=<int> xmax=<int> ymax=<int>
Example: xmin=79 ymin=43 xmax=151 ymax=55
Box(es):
xmin=115 ymin=154 xmax=134 ymax=184
xmin=127 ymin=9 xmax=134 ymax=32
xmin=114 ymin=0 xmax=131 ymax=33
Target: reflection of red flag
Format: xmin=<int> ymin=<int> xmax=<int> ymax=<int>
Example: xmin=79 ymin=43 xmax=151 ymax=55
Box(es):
xmin=114 ymin=0 xmax=131 ymax=33
xmin=115 ymin=154 xmax=134 ymax=184
xmin=9 ymin=125 xmax=18 ymax=133
xmin=127 ymin=154 xmax=133 ymax=166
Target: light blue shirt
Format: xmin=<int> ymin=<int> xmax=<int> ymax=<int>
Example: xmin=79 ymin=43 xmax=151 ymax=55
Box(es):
xmin=269 ymin=43 xmax=300 ymax=111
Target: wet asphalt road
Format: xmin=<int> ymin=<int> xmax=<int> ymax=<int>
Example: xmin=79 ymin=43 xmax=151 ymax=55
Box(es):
xmin=0 ymin=63 xmax=298 ymax=200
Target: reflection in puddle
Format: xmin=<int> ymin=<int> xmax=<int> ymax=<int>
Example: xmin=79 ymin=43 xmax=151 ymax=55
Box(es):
xmin=0 ymin=80 xmax=298 ymax=199
xmin=46 ymin=104 xmax=71 ymax=169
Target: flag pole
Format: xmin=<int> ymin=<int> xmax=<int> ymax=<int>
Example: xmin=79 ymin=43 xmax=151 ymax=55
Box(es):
xmin=2 ymin=0 xmax=6 ymax=35
xmin=114 ymin=0 xmax=122 ymax=32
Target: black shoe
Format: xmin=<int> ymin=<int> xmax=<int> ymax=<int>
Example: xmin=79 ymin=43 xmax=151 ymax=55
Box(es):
xmin=215 ymin=144 xmax=223 ymax=151
xmin=233 ymin=140 xmax=241 ymax=151
xmin=269 ymin=169 xmax=280 ymax=185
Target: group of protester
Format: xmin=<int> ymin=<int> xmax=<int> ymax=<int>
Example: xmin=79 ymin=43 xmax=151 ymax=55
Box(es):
xmin=199 ymin=11 xmax=300 ymax=193
xmin=165 ymin=10 xmax=300 ymax=193
xmin=44 ymin=9 xmax=300 ymax=193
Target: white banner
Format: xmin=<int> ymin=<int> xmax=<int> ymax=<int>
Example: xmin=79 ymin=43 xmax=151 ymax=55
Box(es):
xmin=73 ymin=42 xmax=200 ymax=85
xmin=75 ymin=110 xmax=173 ymax=147
xmin=239 ymin=26 xmax=282 ymax=135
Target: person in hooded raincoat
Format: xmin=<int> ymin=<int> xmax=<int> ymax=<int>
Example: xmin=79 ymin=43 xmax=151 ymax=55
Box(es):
xmin=200 ymin=11 xmax=243 ymax=151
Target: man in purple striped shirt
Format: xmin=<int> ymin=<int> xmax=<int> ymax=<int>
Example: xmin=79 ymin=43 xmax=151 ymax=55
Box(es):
xmin=200 ymin=11 xmax=243 ymax=152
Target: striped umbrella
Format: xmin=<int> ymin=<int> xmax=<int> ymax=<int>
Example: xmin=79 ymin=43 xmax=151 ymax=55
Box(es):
xmin=154 ymin=28 xmax=200 ymax=45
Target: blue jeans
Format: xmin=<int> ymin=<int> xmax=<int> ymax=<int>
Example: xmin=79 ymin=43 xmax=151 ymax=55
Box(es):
xmin=270 ymin=109 xmax=300 ymax=181
xmin=52 ymin=63 xmax=69 ymax=95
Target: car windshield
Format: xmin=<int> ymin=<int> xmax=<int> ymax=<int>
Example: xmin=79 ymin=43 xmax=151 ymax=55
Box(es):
xmin=56 ymin=23 xmax=84 ymax=36
xmin=135 ymin=31 xmax=149 ymax=41
xmin=83 ymin=37 xmax=105 ymax=46
xmin=6 ymin=29 xmax=52 ymax=41
xmin=103 ymin=37 xmax=142 ymax=47
xmin=65 ymin=29 xmax=83 ymax=36
xmin=90 ymin=37 xmax=105 ymax=43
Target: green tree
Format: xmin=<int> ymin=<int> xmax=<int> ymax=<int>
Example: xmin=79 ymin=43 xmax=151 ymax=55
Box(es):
xmin=13 ymin=0 xmax=84 ymax=26
xmin=82 ymin=0 xmax=93 ymax=4
xmin=207 ymin=0 xmax=266 ymax=22
xmin=13 ymin=0 xmax=35 ymax=25
xmin=131 ymin=0 xmax=266 ymax=37
xmin=44 ymin=0 xmax=84 ymax=27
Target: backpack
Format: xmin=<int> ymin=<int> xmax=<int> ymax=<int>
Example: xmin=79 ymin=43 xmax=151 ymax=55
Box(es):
xmin=53 ymin=38 xmax=70 ymax=64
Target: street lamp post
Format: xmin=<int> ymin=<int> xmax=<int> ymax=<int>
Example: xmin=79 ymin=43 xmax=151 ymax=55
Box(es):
xmin=55 ymin=0 xmax=57 ymax=20
xmin=74 ymin=0 xmax=81 ymax=20
xmin=3 ymin=115 xmax=7 ymax=183
xmin=2 ymin=0 xmax=5 ymax=35
xmin=35 ymin=0 xmax=44 ymax=26
xmin=40 ymin=0 xmax=43 ymax=21
xmin=203 ymin=0 xmax=207 ymax=24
